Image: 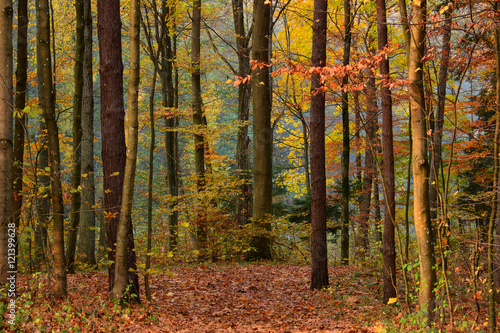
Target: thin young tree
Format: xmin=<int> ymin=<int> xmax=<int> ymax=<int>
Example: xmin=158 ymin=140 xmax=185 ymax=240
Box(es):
xmin=409 ymin=0 xmax=435 ymax=320
xmin=0 ymin=0 xmax=13 ymax=286
xmin=489 ymin=1 xmax=500 ymax=330
xmin=377 ymin=0 xmax=396 ymax=303
xmin=66 ymin=0 xmax=85 ymax=273
xmin=340 ymin=0 xmax=352 ymax=265
xmin=233 ymin=0 xmax=252 ymax=226
xmin=191 ymin=0 xmax=209 ymax=256
xmin=310 ymin=0 xmax=328 ymax=290
xmin=39 ymin=0 xmax=67 ymax=296
xmin=249 ymin=0 xmax=273 ymax=260
xmin=78 ymin=0 xmax=96 ymax=266
xmin=111 ymin=0 xmax=140 ymax=301
xmin=12 ymin=0 xmax=28 ymax=277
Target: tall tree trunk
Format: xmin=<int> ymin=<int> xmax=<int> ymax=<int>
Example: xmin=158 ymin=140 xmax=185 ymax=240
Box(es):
xmin=98 ymin=0 xmax=138 ymax=292
xmin=0 ymin=0 xmax=13 ymax=285
xmin=310 ymin=0 xmax=328 ymax=290
xmin=66 ymin=0 xmax=85 ymax=274
xmin=145 ymin=70 xmax=157 ymax=302
xmin=429 ymin=5 xmax=453 ymax=270
xmin=340 ymin=0 xmax=352 ymax=265
xmin=12 ymin=0 xmax=28 ymax=277
xmin=39 ymin=0 xmax=67 ymax=297
xmin=191 ymin=0 xmax=208 ymax=257
xmin=78 ymin=0 xmax=96 ymax=266
xmin=490 ymin=2 xmax=500 ymax=330
xmin=377 ymin=0 xmax=396 ymax=303
xmin=233 ymin=0 xmax=252 ymax=226
xmin=111 ymin=0 xmax=140 ymax=301
xmin=249 ymin=0 xmax=273 ymax=260
xmin=409 ymin=0 xmax=435 ymax=320
xmin=357 ymin=66 xmax=377 ymax=257
xmin=163 ymin=10 xmax=178 ymax=252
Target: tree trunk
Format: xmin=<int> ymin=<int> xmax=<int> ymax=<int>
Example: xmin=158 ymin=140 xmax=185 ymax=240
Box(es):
xmin=0 ymin=0 xmax=13 ymax=286
xmin=39 ymin=0 xmax=67 ymax=297
xmin=145 ymin=69 xmax=157 ymax=302
xmin=357 ymin=66 xmax=377 ymax=258
xmin=163 ymin=15 xmax=178 ymax=252
xmin=12 ymin=0 xmax=28 ymax=277
xmin=490 ymin=2 xmax=500 ymax=330
xmin=310 ymin=0 xmax=328 ymax=290
xmin=233 ymin=0 xmax=252 ymax=226
xmin=98 ymin=0 xmax=138 ymax=292
xmin=191 ymin=0 xmax=208 ymax=258
xmin=78 ymin=0 xmax=96 ymax=266
xmin=111 ymin=0 xmax=140 ymax=301
xmin=377 ymin=0 xmax=396 ymax=303
xmin=429 ymin=3 xmax=452 ymax=226
xmin=340 ymin=0 xmax=352 ymax=266
xmin=249 ymin=0 xmax=273 ymax=260
xmin=66 ymin=0 xmax=85 ymax=274
xmin=409 ymin=0 xmax=435 ymax=320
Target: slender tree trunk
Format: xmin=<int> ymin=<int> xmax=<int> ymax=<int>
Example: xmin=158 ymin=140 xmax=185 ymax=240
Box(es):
xmin=409 ymin=0 xmax=435 ymax=320
xmin=249 ymin=0 xmax=273 ymax=260
xmin=430 ymin=4 xmax=452 ymax=226
xmin=163 ymin=17 xmax=178 ymax=252
xmin=0 ymin=0 xmax=13 ymax=285
xmin=233 ymin=0 xmax=252 ymax=226
xmin=12 ymin=0 xmax=28 ymax=277
xmin=354 ymin=92 xmax=362 ymax=183
xmin=79 ymin=0 xmax=96 ymax=266
xmin=66 ymin=0 xmax=85 ymax=274
xmin=111 ymin=0 xmax=140 ymax=301
xmin=490 ymin=2 xmax=500 ymax=330
xmin=191 ymin=0 xmax=208 ymax=257
xmin=98 ymin=0 xmax=138 ymax=292
xmin=39 ymin=0 xmax=67 ymax=297
xmin=377 ymin=0 xmax=396 ymax=303
xmin=145 ymin=70 xmax=157 ymax=302
xmin=357 ymin=67 xmax=377 ymax=257
xmin=340 ymin=0 xmax=352 ymax=265
xmin=310 ymin=0 xmax=328 ymax=290
xmin=300 ymin=113 xmax=311 ymax=197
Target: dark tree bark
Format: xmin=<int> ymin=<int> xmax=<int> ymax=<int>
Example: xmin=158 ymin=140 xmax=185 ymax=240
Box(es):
xmin=377 ymin=0 xmax=396 ymax=303
xmin=98 ymin=0 xmax=139 ymax=293
xmin=78 ymin=0 xmax=96 ymax=266
xmin=66 ymin=0 xmax=85 ymax=274
xmin=141 ymin=0 xmax=179 ymax=252
xmin=233 ymin=0 xmax=252 ymax=226
xmin=490 ymin=2 xmax=500 ymax=330
xmin=111 ymin=0 xmax=140 ymax=301
xmin=163 ymin=8 xmax=179 ymax=252
xmin=249 ymin=0 xmax=273 ymax=260
xmin=39 ymin=0 xmax=67 ymax=296
xmin=340 ymin=0 xmax=352 ymax=265
xmin=357 ymin=66 xmax=377 ymax=257
xmin=145 ymin=69 xmax=157 ymax=302
xmin=0 ymin=0 xmax=13 ymax=286
xmin=310 ymin=0 xmax=328 ymax=290
xmin=12 ymin=0 xmax=28 ymax=277
xmin=191 ymin=0 xmax=208 ymax=257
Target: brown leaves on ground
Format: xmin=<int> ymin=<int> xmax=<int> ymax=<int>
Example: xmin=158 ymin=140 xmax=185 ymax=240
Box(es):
xmin=6 ymin=263 xmax=488 ymax=332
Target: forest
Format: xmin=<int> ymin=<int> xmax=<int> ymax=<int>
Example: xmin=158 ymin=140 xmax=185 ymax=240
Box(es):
xmin=0 ymin=0 xmax=499 ymax=330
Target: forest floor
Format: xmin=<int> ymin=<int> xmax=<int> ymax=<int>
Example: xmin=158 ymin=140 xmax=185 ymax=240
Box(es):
xmin=0 ymin=263 xmax=491 ymax=332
